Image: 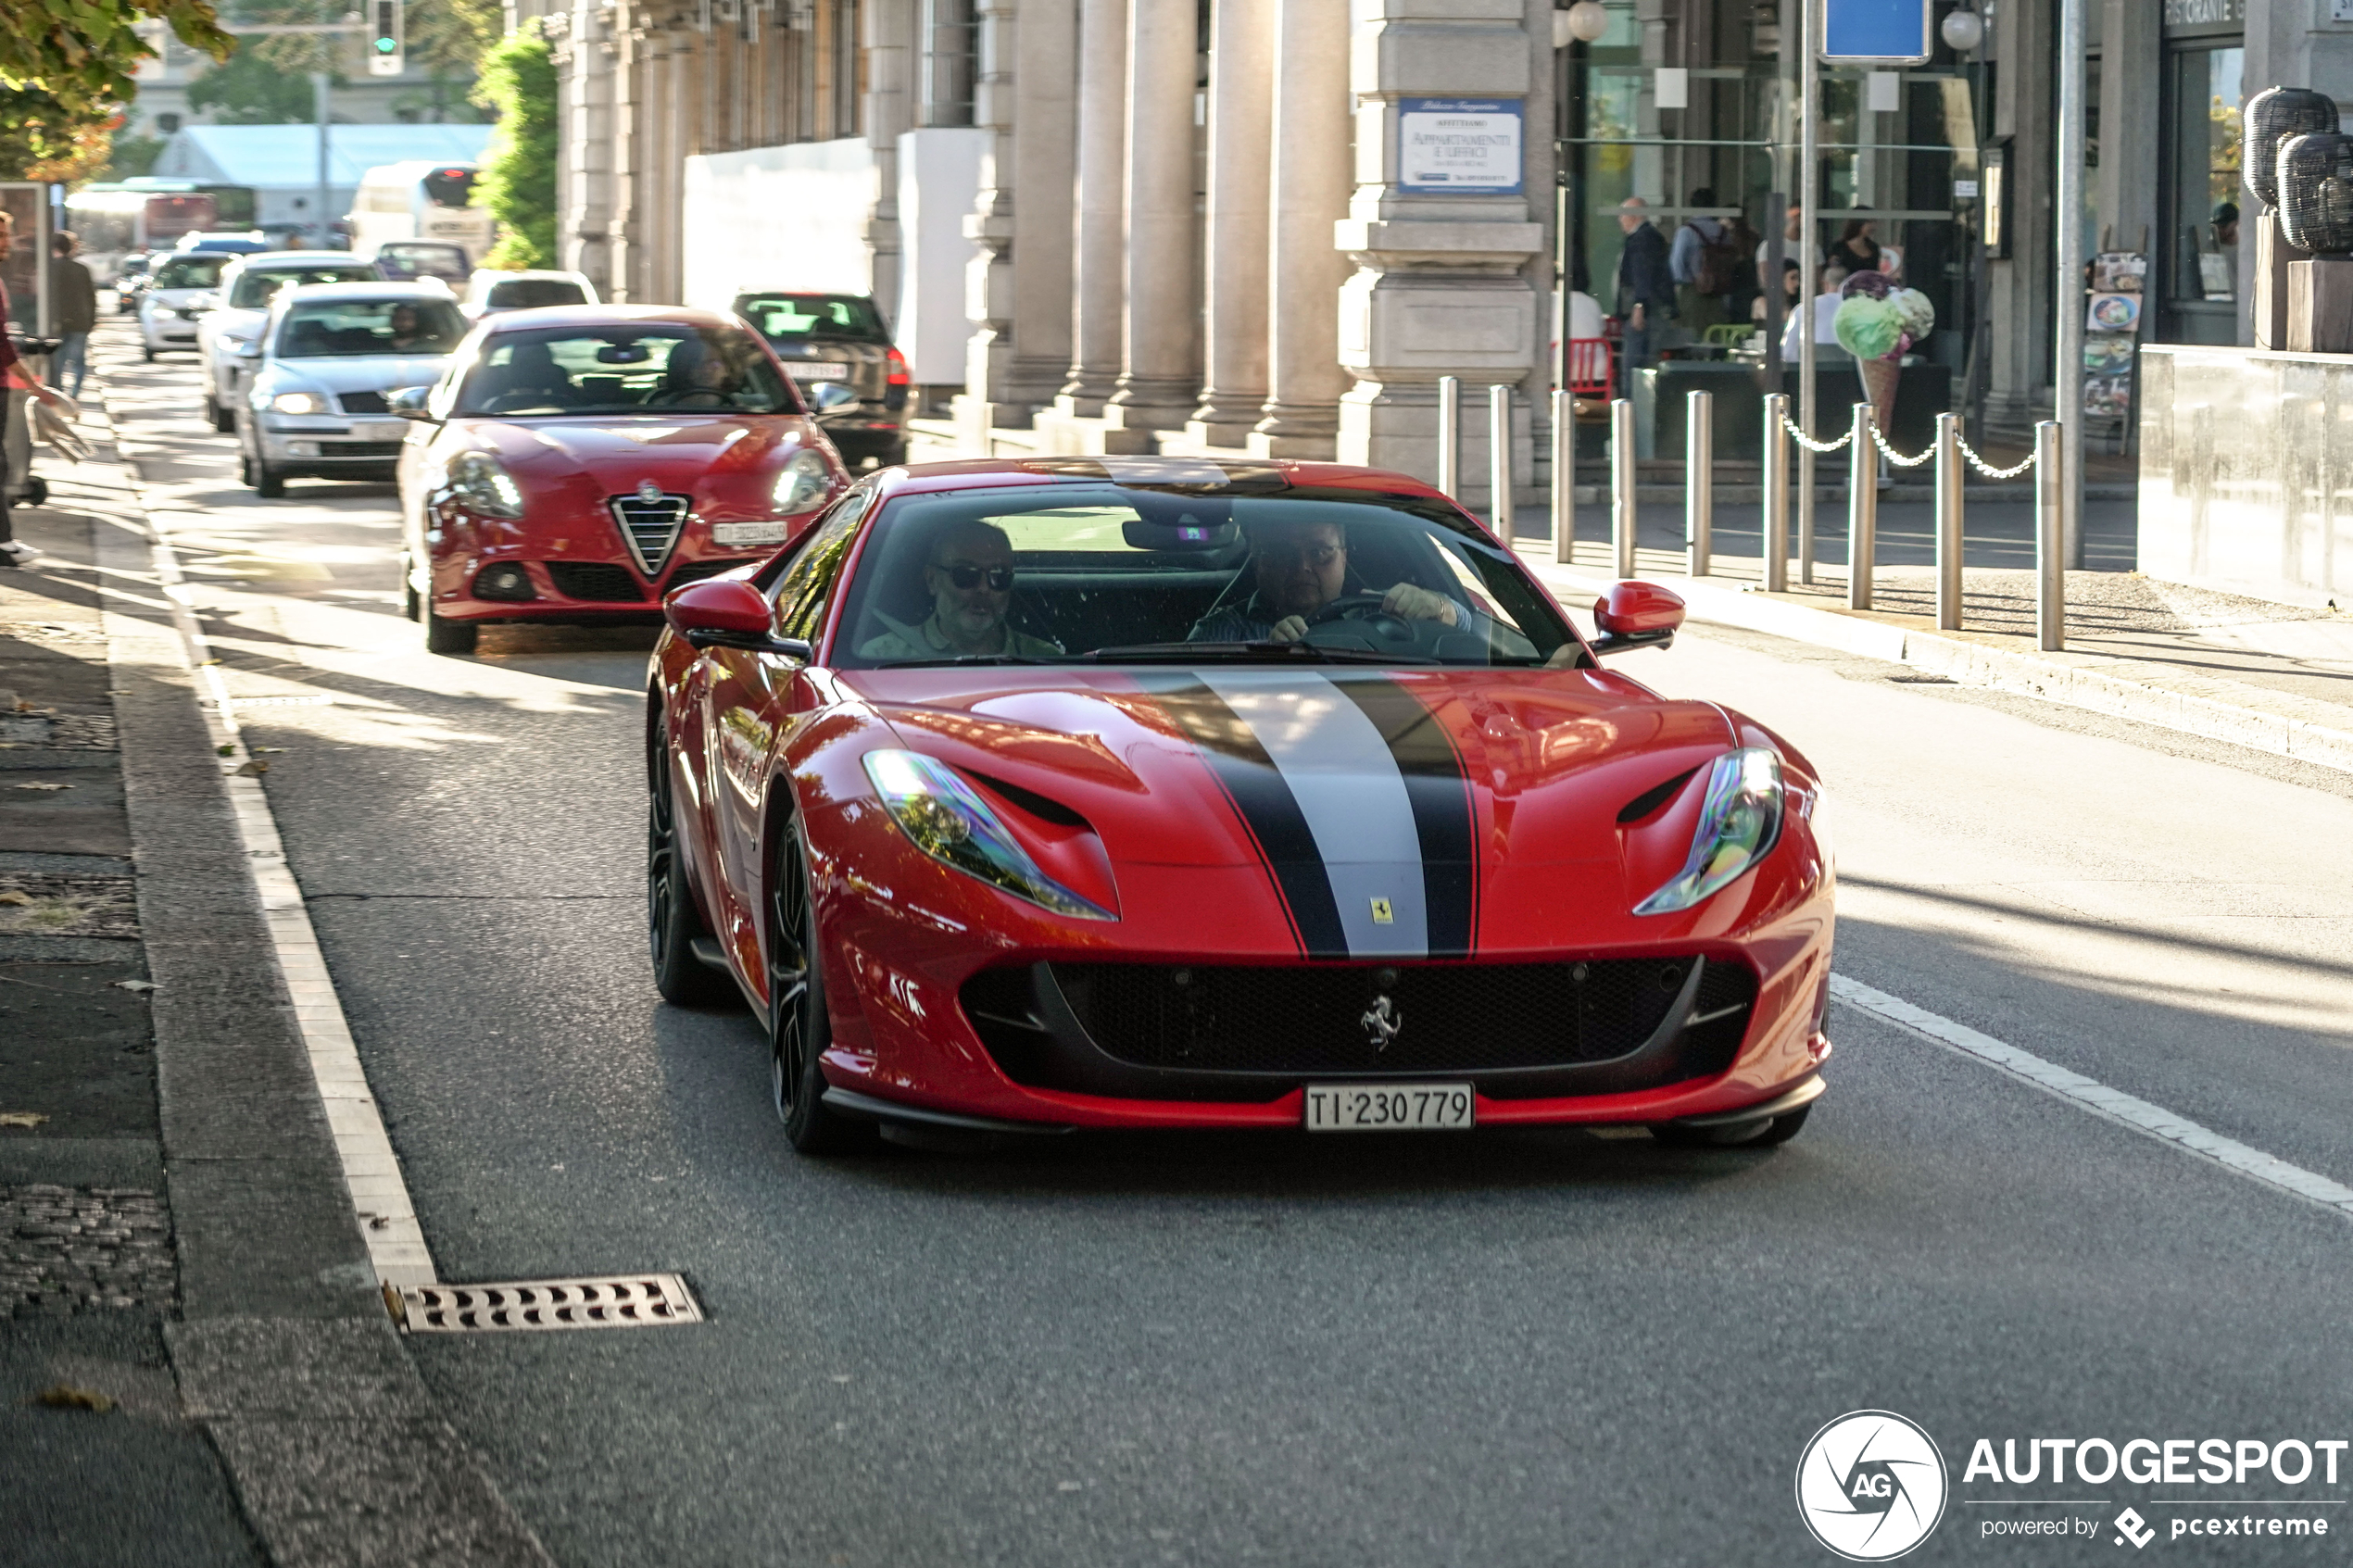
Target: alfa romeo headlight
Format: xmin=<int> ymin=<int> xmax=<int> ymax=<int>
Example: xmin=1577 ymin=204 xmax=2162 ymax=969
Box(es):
xmin=1633 ymin=747 xmax=1784 ymax=915
xmin=862 ymin=749 xmax=1114 ymax=921
xmin=269 ymin=391 xmax=327 ymax=414
xmin=444 ymin=450 xmax=525 ymax=519
xmin=773 ymin=447 xmax=833 ymax=517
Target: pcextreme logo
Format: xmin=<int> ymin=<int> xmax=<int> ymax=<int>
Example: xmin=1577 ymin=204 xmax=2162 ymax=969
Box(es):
xmin=1797 ymin=1410 xmax=1951 ymax=1562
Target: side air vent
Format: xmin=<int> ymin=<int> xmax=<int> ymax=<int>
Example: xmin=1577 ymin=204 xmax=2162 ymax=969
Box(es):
xmin=608 ymin=493 xmax=692 ymax=577
xmin=1617 ymin=767 xmax=1698 ymax=824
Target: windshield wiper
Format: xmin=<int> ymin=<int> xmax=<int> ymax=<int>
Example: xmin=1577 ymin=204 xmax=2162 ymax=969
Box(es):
xmin=1082 ymin=641 xmax=1438 ymax=666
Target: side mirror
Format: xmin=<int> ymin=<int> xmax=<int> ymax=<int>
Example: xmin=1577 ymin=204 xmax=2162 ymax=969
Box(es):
xmin=664 ymin=578 xmax=812 ymax=659
xmin=387 ymin=385 xmax=438 ymax=421
xmin=1591 ymin=581 xmax=1684 ymax=656
xmin=233 ymin=340 xmax=264 ymax=359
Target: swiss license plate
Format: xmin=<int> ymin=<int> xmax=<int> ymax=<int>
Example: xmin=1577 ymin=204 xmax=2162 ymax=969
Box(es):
xmin=349 ymin=420 xmax=409 ymax=441
xmin=1303 ymin=1083 xmax=1475 ymax=1132
xmin=795 ymin=361 xmax=851 ymax=381
xmin=711 ymin=521 xmax=789 ymax=547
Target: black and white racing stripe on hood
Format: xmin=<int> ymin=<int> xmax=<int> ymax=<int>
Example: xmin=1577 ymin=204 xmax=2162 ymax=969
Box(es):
xmin=1137 ymin=671 xmax=1476 ymax=960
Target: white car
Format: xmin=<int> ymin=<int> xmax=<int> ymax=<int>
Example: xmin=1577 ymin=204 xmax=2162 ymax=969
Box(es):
xmin=459 ymin=268 xmax=599 ymax=320
xmin=234 ymin=282 xmax=470 ymax=498
xmin=137 ymin=252 xmax=237 ymax=361
xmin=198 ymin=253 xmax=382 ymax=432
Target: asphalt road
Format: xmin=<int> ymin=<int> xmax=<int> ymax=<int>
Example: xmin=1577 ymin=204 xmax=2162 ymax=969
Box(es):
xmin=96 ymin=323 xmax=2353 ymax=1566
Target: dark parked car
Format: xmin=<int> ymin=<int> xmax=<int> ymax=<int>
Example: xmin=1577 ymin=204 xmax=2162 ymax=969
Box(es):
xmin=731 ymin=291 xmax=910 ymax=469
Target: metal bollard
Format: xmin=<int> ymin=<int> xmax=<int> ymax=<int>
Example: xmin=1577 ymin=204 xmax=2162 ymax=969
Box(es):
xmin=1611 ymin=398 xmax=1638 ymax=577
xmin=1685 ymin=388 xmax=1713 ymax=577
xmin=1761 ymin=393 xmax=1790 ymax=593
xmin=1550 ymin=388 xmax=1576 ymax=564
xmin=2035 ymin=419 xmax=2065 ymax=651
xmin=1489 ymin=383 xmax=1514 ymax=544
xmin=1845 ymin=403 xmax=1876 ymax=611
xmin=1934 ymin=411 xmax=1963 ymax=631
xmin=1437 ymin=376 xmax=1461 ymax=499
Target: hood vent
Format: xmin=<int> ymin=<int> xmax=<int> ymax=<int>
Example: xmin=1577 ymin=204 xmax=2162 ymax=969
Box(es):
xmin=608 ymin=492 xmax=691 ymax=577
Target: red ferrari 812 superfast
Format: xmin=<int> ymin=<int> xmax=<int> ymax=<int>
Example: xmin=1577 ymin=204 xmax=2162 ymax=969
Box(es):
xmin=646 ymin=457 xmax=1833 ymax=1153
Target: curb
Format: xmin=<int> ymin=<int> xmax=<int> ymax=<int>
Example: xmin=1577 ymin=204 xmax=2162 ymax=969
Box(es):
xmin=1520 ymin=551 xmax=2353 ymax=778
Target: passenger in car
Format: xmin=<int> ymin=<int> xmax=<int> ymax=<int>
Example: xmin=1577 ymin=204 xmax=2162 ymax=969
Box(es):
xmin=1187 ymin=518 xmax=1466 ymax=644
xmin=857 ymin=519 xmax=1063 ymax=661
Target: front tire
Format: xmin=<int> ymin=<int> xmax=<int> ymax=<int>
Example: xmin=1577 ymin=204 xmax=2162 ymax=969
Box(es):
xmin=768 ymin=820 xmax=870 ymax=1154
xmin=646 ymin=737 xmax=733 ymax=1007
xmin=422 ymin=596 xmax=478 ymax=655
xmin=208 ymin=398 xmax=235 ymax=434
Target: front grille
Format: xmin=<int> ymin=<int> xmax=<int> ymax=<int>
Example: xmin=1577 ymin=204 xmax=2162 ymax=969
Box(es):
xmin=963 ymin=957 xmax=1758 ymax=1101
xmin=608 ymin=494 xmax=691 ymax=576
xmin=319 ymin=441 xmax=404 ymax=458
xmin=337 ymin=389 xmax=388 ymax=414
xmin=545 ymin=561 xmax=646 ymax=601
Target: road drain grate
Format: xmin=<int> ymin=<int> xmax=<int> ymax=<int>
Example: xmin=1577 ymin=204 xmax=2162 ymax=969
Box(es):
xmin=394 ymin=1273 xmax=702 ymax=1333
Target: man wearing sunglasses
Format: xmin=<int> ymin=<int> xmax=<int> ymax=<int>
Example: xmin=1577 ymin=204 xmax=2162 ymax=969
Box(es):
xmin=859 ymin=519 xmax=1063 ymax=661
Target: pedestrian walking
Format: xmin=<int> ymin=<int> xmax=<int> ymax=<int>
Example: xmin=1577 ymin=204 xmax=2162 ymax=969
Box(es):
xmin=1614 ymin=196 xmax=1676 ymax=370
xmin=1669 ymin=187 xmax=1742 ymax=334
xmin=48 ymin=231 xmax=97 ymax=402
xmin=0 ymin=209 xmax=74 ymax=566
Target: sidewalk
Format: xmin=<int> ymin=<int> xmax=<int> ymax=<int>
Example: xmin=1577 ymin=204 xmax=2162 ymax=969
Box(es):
xmin=1517 ymin=533 xmax=2353 ymax=776
xmin=2 ymin=368 xmax=553 ymax=1564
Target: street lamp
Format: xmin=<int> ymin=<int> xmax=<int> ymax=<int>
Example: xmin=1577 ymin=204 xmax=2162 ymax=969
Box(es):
xmin=1939 ymin=6 xmax=1983 ymax=53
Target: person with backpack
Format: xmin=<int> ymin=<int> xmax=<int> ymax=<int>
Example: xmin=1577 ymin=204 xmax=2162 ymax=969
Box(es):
xmin=1670 ymin=187 xmax=1748 ymax=334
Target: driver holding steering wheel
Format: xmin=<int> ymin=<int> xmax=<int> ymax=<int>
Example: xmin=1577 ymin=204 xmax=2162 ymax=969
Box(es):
xmin=1187 ymin=518 xmax=1464 ymax=644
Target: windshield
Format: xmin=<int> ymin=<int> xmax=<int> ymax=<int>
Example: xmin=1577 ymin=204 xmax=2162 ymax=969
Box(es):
xmin=274 ymin=296 xmax=468 ymax=358
xmin=376 ymin=244 xmax=470 ymax=282
xmin=231 ymin=266 xmax=377 ymax=309
xmin=828 ymin=480 xmax=1577 ymax=669
xmin=452 ymin=324 xmax=801 ymax=416
xmin=153 ymin=256 xmax=230 ymax=290
xmin=485 ymin=278 xmax=587 ymax=309
xmin=738 ymin=294 xmax=888 ymax=344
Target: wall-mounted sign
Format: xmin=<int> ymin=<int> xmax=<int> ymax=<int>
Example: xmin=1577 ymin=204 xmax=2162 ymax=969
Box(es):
xmin=2161 ymin=0 xmax=2243 ymax=30
xmin=1818 ymin=0 xmax=1932 ymax=64
xmin=1398 ymin=98 xmax=1525 ymax=196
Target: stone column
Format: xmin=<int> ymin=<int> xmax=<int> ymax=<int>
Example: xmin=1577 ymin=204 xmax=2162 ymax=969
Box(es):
xmin=1185 ymin=0 xmax=1274 ymax=448
xmin=1103 ymin=0 xmax=1202 ymax=434
xmin=1247 ymin=0 xmax=1351 ymax=458
xmin=1054 ymin=0 xmax=1128 ymax=420
xmin=605 ymin=9 xmax=648 ymax=303
xmin=550 ymin=0 xmax=614 ymax=295
xmin=1983 ymin=0 xmax=2053 ymax=436
xmin=862 ymin=0 xmax=916 ymax=320
xmin=1333 ymin=0 xmax=1542 ymax=492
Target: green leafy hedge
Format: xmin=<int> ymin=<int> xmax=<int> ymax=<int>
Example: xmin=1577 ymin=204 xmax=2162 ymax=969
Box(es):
xmin=472 ymin=26 xmax=555 ymax=270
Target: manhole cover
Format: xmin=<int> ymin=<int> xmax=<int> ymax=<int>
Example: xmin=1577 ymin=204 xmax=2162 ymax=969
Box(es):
xmin=395 ymin=1273 xmax=702 ymax=1333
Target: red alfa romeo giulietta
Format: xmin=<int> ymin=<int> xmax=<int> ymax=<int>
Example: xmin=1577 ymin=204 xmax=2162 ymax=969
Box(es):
xmin=646 ymin=457 xmax=1834 ymax=1154
xmin=394 ymin=305 xmax=851 ymax=654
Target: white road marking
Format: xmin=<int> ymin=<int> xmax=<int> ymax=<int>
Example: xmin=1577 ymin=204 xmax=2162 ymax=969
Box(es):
xmin=104 ymin=408 xmax=438 ymax=1287
xmin=1831 ymin=974 xmax=2353 ymax=1222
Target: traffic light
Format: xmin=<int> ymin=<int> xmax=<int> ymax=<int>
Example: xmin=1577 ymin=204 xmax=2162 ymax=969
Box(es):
xmin=368 ymin=0 xmax=403 ymax=76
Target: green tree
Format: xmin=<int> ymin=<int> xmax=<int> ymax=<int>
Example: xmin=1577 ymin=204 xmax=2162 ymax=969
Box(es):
xmin=472 ymin=25 xmax=555 ymax=269
xmin=100 ymin=130 xmax=167 ymax=179
xmin=0 ymin=87 xmax=116 ymax=182
xmin=186 ymin=43 xmax=333 ymax=122
xmin=0 ymin=0 xmax=233 ymax=120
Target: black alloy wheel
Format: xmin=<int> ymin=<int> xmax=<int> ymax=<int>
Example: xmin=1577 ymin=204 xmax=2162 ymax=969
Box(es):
xmin=399 ymin=553 xmax=422 ymax=621
xmin=422 ymin=595 xmax=478 ymax=655
xmin=210 ymin=398 xmax=235 ymax=434
xmin=646 ymin=731 xmax=734 ymax=1007
xmin=768 ymin=820 xmax=870 ymax=1154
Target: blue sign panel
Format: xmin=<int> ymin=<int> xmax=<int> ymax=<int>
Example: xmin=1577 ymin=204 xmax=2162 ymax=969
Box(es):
xmin=1397 ymin=98 xmax=1525 ymax=196
xmin=1819 ymin=0 xmax=1932 ymax=62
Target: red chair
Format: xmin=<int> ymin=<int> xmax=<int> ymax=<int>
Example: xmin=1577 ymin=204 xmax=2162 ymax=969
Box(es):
xmin=1566 ymin=337 xmax=1614 ymax=402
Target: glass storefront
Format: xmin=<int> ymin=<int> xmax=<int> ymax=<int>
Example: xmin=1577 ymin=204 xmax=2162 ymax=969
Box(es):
xmin=2157 ymin=30 xmax=2243 ymax=345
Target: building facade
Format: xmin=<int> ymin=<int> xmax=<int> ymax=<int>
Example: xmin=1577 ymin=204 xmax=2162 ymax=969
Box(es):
xmin=525 ymin=0 xmax=2324 ymax=489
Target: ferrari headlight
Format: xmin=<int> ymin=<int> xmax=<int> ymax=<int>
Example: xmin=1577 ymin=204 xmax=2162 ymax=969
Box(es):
xmin=445 ymin=450 xmax=525 ymax=519
xmin=269 ymin=391 xmax=327 ymax=414
xmin=862 ymin=749 xmax=1114 ymax=921
xmin=1633 ymin=747 xmax=1784 ymax=915
xmin=773 ymin=447 xmax=833 ymax=517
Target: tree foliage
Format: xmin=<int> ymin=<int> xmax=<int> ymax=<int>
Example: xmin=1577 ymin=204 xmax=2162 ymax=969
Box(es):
xmin=472 ymin=25 xmax=556 ymax=270
xmin=186 ymin=42 xmax=330 ymax=122
xmin=0 ymin=88 xmax=117 ymax=183
xmin=409 ymin=0 xmax=503 ymax=83
xmin=0 ymin=0 xmax=233 ymax=120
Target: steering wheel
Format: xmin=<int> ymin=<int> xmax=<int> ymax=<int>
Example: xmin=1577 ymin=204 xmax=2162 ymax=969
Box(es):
xmin=1304 ymin=591 xmax=1417 ymax=644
